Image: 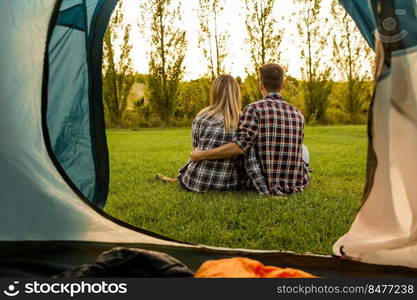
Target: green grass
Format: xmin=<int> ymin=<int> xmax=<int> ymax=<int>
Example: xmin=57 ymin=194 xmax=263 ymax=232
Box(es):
xmin=105 ymin=126 xmax=367 ymax=254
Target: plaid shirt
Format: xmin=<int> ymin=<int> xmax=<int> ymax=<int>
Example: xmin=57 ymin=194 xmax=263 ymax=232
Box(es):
xmin=233 ymin=93 xmax=311 ymax=195
xmin=178 ymin=113 xmax=240 ymax=192
xmin=238 ymin=147 xmax=270 ymax=195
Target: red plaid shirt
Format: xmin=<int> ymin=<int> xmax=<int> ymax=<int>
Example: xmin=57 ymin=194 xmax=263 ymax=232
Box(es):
xmin=233 ymin=93 xmax=310 ymax=195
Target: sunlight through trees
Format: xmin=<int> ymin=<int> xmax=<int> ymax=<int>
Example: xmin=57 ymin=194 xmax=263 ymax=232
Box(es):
xmin=104 ymin=0 xmax=375 ymax=128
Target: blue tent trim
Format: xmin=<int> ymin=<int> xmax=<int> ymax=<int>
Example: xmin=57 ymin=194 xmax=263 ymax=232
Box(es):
xmin=56 ymin=4 xmax=86 ymax=31
xmin=86 ymin=0 xmax=119 ymax=208
xmin=376 ymin=0 xmax=417 ymax=52
xmin=46 ymin=0 xmax=119 ymax=209
xmin=338 ymin=0 xmax=376 ymax=49
xmin=41 ymin=0 xmax=185 ymax=244
xmin=341 ymin=0 xmax=417 ymax=54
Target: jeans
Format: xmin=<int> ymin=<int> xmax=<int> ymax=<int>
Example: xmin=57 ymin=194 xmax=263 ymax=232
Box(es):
xmin=302 ymin=145 xmax=310 ymax=166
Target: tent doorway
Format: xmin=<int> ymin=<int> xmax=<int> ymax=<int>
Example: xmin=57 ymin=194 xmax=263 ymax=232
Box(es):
xmin=102 ymin=0 xmax=373 ymax=256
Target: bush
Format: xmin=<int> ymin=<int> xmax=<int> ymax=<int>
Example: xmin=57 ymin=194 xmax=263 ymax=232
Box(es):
xmin=323 ymin=107 xmax=351 ymax=125
xmin=282 ymin=76 xmax=304 ymax=111
xmin=241 ymin=75 xmax=262 ymax=107
xmin=174 ymin=79 xmax=210 ymax=120
xmin=104 ymin=74 xmax=373 ymax=129
xmin=169 ymin=117 xmax=194 ymax=127
xmin=322 ymin=104 xmax=368 ymax=125
xmin=301 ymin=77 xmax=333 ymax=124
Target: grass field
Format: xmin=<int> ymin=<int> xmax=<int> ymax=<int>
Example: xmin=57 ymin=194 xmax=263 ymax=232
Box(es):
xmin=105 ymin=126 xmax=367 ymax=254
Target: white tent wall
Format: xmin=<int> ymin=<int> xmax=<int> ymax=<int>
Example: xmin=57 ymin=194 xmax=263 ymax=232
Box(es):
xmin=334 ymin=47 xmax=417 ymax=268
xmin=0 ymin=0 xmax=183 ymax=246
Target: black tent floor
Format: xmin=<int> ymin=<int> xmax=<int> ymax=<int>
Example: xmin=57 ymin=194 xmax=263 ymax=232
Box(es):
xmin=1 ymin=242 xmax=417 ymax=278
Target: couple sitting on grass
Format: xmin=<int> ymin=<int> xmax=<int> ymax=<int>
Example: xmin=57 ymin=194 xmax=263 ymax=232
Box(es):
xmin=158 ymin=63 xmax=311 ymax=196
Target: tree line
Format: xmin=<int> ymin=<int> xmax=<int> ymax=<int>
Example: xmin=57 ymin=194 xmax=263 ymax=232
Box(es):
xmin=103 ymin=0 xmax=375 ymax=128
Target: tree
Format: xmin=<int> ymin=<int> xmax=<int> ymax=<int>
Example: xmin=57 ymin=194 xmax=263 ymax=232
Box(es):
xmin=243 ymin=0 xmax=284 ymax=102
xmin=244 ymin=0 xmax=284 ymax=72
xmin=103 ymin=2 xmax=134 ymax=126
xmin=331 ymin=0 xmax=374 ymax=124
xmin=198 ymin=0 xmax=229 ymax=79
xmin=295 ymin=0 xmax=333 ymax=123
xmin=139 ymin=0 xmax=187 ymax=124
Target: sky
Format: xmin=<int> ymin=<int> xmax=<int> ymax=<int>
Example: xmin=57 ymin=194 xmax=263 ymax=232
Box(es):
xmin=118 ymin=0 xmax=368 ymax=81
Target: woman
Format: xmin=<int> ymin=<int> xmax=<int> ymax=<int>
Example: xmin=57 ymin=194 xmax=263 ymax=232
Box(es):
xmin=157 ymin=75 xmax=242 ymax=192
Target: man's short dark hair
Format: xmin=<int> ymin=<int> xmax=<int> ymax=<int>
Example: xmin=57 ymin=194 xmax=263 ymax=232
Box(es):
xmin=259 ymin=63 xmax=285 ymax=93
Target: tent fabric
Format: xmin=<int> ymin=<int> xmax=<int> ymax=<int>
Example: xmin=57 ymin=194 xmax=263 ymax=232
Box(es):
xmin=3 ymin=241 xmax=417 ymax=278
xmin=56 ymin=4 xmax=86 ymax=31
xmin=338 ymin=0 xmax=377 ymax=49
xmin=333 ymin=0 xmax=417 ymax=268
xmin=0 ymin=0 xmax=187 ymax=247
xmin=391 ymin=0 xmax=417 ymax=50
xmin=47 ymin=0 xmax=113 ymax=208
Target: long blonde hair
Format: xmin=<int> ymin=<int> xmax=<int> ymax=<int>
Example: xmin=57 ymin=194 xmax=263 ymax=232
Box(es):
xmin=200 ymin=75 xmax=241 ymax=132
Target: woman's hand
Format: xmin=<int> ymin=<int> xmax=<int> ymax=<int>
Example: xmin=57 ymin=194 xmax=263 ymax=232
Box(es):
xmin=190 ymin=148 xmax=206 ymax=162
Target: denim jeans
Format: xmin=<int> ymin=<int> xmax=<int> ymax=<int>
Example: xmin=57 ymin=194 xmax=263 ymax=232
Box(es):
xmin=302 ymin=145 xmax=310 ymax=166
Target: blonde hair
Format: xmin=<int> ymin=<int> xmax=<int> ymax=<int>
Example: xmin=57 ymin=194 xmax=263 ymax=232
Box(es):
xmin=200 ymin=75 xmax=241 ymax=132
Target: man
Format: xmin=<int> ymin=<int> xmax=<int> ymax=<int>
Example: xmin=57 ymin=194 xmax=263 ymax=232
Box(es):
xmin=190 ymin=63 xmax=310 ymax=196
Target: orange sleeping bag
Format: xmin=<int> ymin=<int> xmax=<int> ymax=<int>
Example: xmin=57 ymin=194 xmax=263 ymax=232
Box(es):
xmin=195 ymin=257 xmax=317 ymax=278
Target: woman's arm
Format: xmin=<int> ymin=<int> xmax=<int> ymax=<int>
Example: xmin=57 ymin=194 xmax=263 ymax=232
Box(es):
xmin=190 ymin=142 xmax=244 ymax=162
